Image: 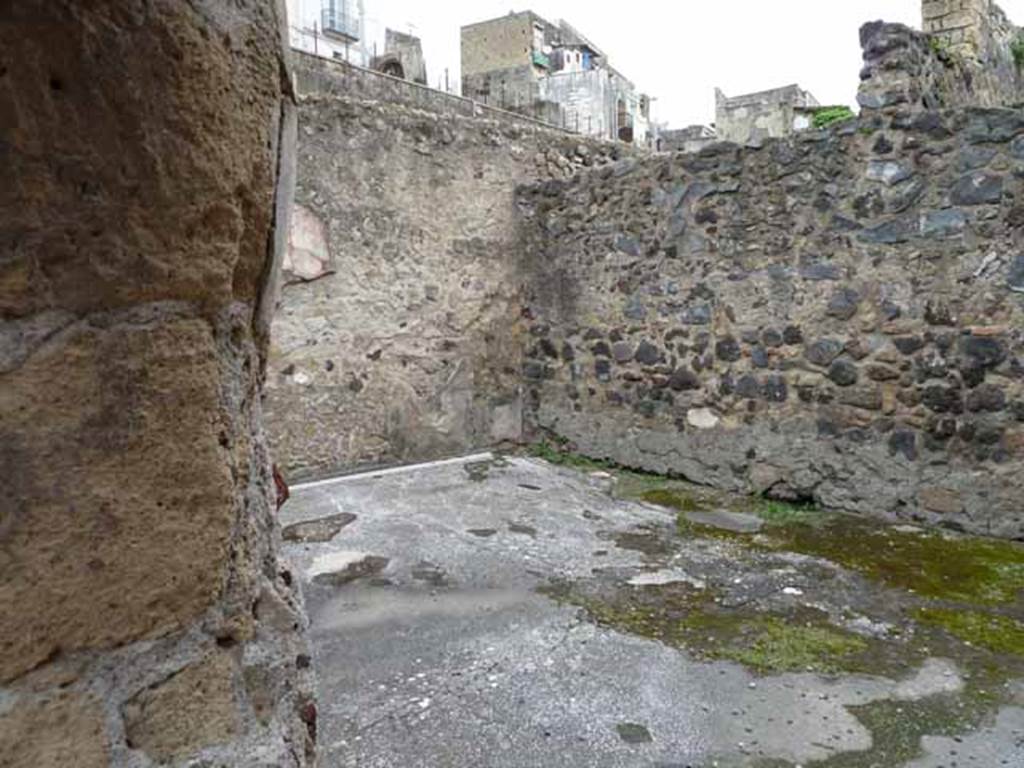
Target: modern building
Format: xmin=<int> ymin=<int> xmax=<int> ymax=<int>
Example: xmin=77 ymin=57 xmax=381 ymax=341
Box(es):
xmin=287 ymin=0 xmax=370 ymax=66
xmin=714 ymin=84 xmax=819 ymax=146
xmin=660 ymin=84 xmax=820 ymax=154
xmin=461 ymin=11 xmax=654 ymax=147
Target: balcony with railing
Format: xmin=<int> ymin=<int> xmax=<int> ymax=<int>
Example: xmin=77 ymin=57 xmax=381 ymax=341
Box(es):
xmin=321 ymin=6 xmax=360 ymax=41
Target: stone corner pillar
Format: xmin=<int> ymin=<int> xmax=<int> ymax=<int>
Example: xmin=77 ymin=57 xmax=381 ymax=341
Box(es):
xmin=0 ymin=2 xmax=315 ymax=765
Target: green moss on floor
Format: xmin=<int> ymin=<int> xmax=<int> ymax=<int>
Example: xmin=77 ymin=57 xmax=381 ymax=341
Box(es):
xmin=760 ymin=518 xmax=1024 ymax=606
xmin=600 ymin=453 xmax=1024 ymax=608
xmin=917 ymin=608 xmax=1024 ymax=656
xmin=630 ymin=489 xmax=741 ymax=541
xmin=606 ymin=470 xmax=702 ymax=508
xmin=756 ymin=499 xmax=820 ymax=527
xmin=721 ymin=619 xmax=867 ymax=674
xmin=543 ymin=582 xmax=875 ymax=675
xmin=540 ymin=575 xmax=1024 ymax=766
xmin=675 ymin=606 xmax=882 ymax=675
xmin=672 ymin=512 xmax=742 ymax=541
xmin=621 ymin=474 xmax=825 ymax=530
xmin=612 ymin=529 xmax=677 ymax=558
xmin=628 ymin=474 xmax=1024 ymax=607
xmin=527 ymin=440 xmax=617 ymax=472
xmin=640 ymin=488 xmax=705 ymax=513
xmin=811 ymin=656 xmax=1016 ymax=768
xmin=527 ymin=450 xmax=1024 ymax=764
xmin=814 ymin=689 xmax=996 ymax=767
xmin=539 ymin=581 xmax=708 ymax=647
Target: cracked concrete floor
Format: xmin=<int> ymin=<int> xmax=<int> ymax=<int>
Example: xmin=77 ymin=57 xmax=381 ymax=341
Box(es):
xmin=281 ymin=455 xmax=1024 ymax=768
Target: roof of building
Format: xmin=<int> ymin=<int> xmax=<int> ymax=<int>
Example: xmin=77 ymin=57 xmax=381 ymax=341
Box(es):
xmin=715 ymin=84 xmax=818 ymax=109
xmin=460 ymin=10 xmax=542 ymax=31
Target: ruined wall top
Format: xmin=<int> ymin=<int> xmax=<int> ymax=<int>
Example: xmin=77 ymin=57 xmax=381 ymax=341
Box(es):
xmin=923 ymin=0 xmax=1015 ymax=61
xmin=859 ymin=1 xmax=1024 ymax=113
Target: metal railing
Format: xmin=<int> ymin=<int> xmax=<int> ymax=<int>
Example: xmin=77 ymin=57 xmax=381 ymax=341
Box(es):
xmin=289 ymin=46 xmax=581 ymax=136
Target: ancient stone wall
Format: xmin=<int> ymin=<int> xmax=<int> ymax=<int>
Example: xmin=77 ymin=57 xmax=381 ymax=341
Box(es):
xmin=924 ymin=0 xmax=1018 ymax=66
xmin=858 ymin=21 xmax=974 ymax=112
xmin=859 ymin=2 xmax=1023 ymax=113
xmin=265 ymin=65 xmax=622 ymax=480
xmin=519 ymin=108 xmax=1024 ymax=538
xmin=0 ymin=2 xmax=315 ymax=765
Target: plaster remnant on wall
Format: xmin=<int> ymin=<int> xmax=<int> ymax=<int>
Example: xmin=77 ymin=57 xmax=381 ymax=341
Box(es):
xmin=687 ymin=408 xmax=721 ymax=430
xmin=285 ymin=204 xmax=332 ymax=281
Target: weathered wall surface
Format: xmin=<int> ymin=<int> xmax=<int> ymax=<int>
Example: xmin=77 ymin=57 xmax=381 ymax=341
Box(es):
xmin=924 ymin=0 xmax=1021 ymax=83
xmin=859 ymin=21 xmax=975 ymax=112
xmin=0 ymin=2 xmax=314 ymax=765
xmin=265 ymin=58 xmax=621 ymax=480
xmin=461 ymin=12 xmax=537 ymax=78
xmin=930 ymin=0 xmax=1024 ymax=106
xmin=519 ymin=108 xmax=1024 ymax=538
xmin=860 ymin=2 xmax=1023 ymax=113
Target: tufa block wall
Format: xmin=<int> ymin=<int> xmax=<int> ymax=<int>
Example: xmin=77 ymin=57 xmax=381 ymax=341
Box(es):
xmin=0 ymin=1 xmax=315 ymax=765
xmin=923 ymin=0 xmax=1016 ymax=62
xmin=860 ymin=1 xmax=1023 ymax=113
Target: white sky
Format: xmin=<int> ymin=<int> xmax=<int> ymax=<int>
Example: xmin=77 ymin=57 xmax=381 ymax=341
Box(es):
xmin=360 ymin=0 xmax=1024 ymax=128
